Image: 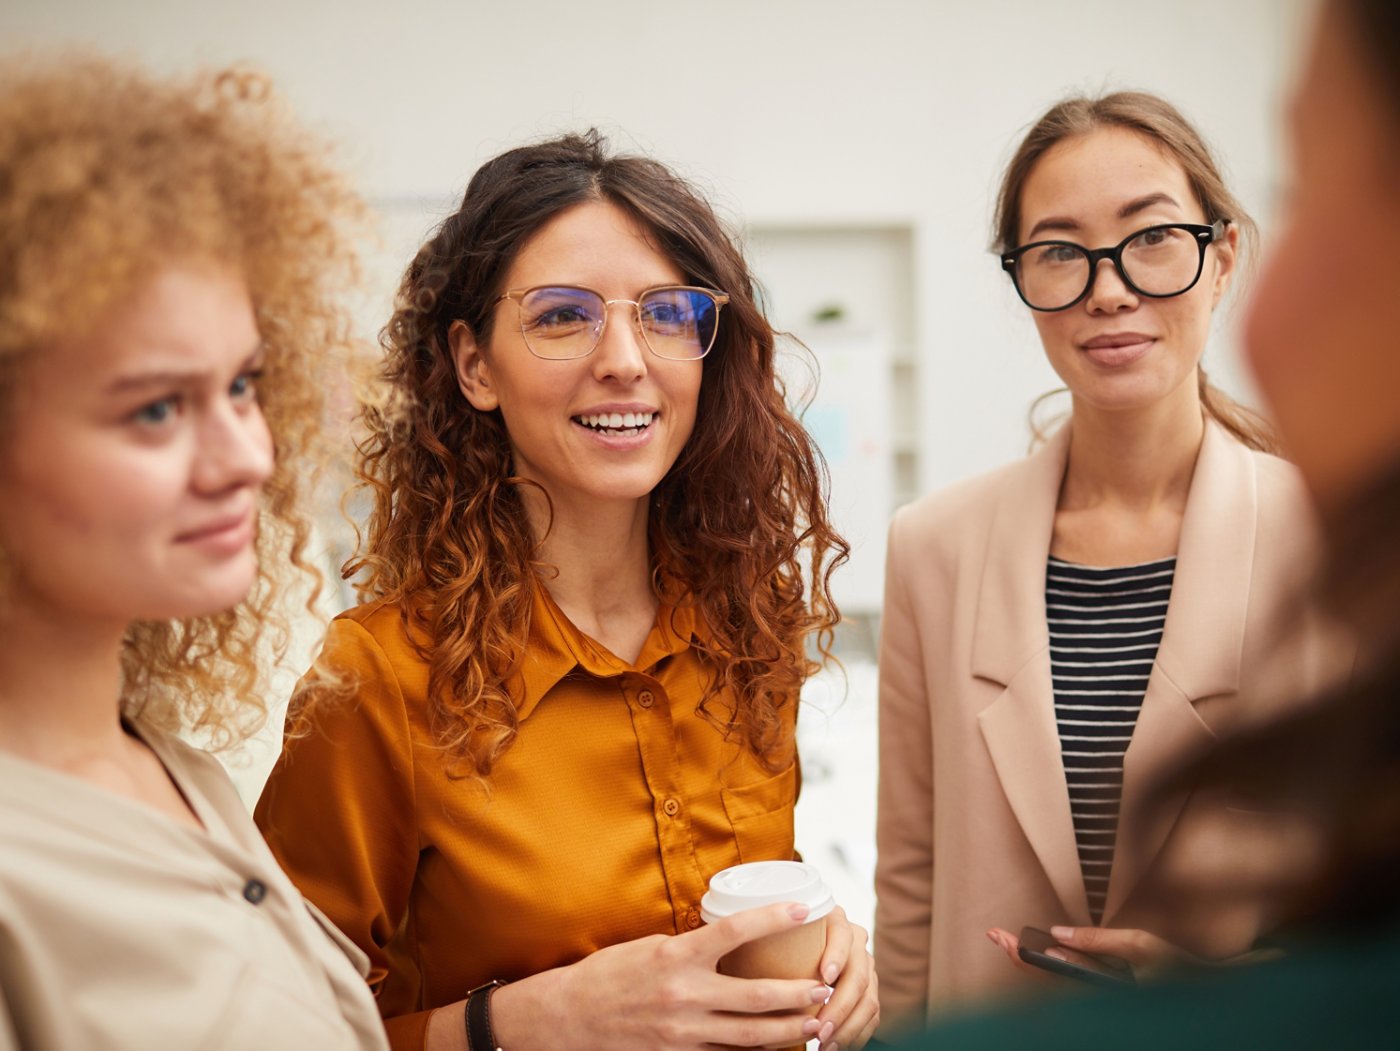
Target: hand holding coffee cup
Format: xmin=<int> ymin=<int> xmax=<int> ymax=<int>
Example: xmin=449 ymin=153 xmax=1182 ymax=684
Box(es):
xmin=702 ymin=861 xmax=880 ymax=1048
xmin=701 ymin=861 xmax=835 ymax=986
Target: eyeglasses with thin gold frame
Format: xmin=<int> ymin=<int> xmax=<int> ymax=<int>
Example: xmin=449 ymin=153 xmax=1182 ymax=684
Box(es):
xmin=495 ymin=284 xmax=730 ymax=361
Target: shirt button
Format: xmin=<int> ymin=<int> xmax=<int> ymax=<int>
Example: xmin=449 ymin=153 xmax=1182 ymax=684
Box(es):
xmin=637 ymin=690 xmax=655 ymax=709
xmin=242 ymin=878 xmax=267 ymax=905
xmin=685 ymin=908 xmax=702 ymax=929
xmin=662 ymin=797 xmax=681 ymax=817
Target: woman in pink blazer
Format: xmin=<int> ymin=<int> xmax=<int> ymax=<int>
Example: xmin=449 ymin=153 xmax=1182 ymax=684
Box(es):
xmin=874 ymin=92 xmax=1346 ymax=1031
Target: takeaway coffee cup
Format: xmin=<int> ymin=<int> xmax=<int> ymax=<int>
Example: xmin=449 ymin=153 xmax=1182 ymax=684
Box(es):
xmin=700 ymin=861 xmax=835 ymax=983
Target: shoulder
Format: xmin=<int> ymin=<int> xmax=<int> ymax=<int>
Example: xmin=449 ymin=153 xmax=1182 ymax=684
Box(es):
xmin=1228 ymin=440 xmax=1323 ymax=559
xmin=319 ymin=598 xmax=428 ymax=679
xmin=292 ymin=598 xmax=432 ymax=740
xmin=889 ymin=456 xmax=1030 ymax=555
xmin=335 ymin=596 xmax=416 ymax=645
xmin=1247 ymin=447 xmax=1313 ymax=514
xmin=1202 ymin=422 xmax=1312 ymax=515
xmin=135 ymin=721 xmax=226 ymax=781
xmin=126 ymin=720 xmax=254 ymax=820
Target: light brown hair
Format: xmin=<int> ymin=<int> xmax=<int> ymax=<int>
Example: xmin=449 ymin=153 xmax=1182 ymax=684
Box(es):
xmin=995 ymin=91 xmax=1281 ymax=454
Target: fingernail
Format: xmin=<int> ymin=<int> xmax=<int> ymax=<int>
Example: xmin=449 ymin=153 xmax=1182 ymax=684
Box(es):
xmin=788 ymin=904 xmax=811 ymax=921
xmin=802 ymin=1017 xmax=822 ymax=1036
xmin=819 ymin=1021 xmax=835 ymax=1042
xmin=1045 ymin=948 xmax=1067 ymax=961
xmin=823 ymin=962 xmax=839 ymax=984
xmin=1050 ymin=925 xmax=1074 ymax=942
xmin=810 ymin=985 xmax=833 ymax=1004
xmin=986 ymin=930 xmax=999 ymax=945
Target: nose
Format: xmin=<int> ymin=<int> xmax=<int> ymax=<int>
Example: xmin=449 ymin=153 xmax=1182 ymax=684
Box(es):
xmin=590 ymin=300 xmax=648 ymax=382
xmin=1085 ymin=257 xmax=1139 ymax=314
xmin=192 ymin=399 xmax=274 ymax=495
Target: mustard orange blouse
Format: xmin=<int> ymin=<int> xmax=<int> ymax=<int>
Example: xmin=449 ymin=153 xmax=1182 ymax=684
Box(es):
xmin=254 ymin=587 xmax=799 ymax=1050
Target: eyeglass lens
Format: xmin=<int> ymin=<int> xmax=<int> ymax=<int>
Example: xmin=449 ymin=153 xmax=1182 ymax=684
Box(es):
xmin=1015 ymin=226 xmax=1205 ymax=310
xmin=516 ymin=286 xmax=720 ymax=360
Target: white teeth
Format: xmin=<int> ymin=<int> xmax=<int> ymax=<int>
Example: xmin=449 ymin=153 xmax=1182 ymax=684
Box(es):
xmin=576 ymin=411 xmax=655 ymax=432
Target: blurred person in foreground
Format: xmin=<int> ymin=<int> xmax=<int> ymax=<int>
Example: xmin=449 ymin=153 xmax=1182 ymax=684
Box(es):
xmin=895 ymin=0 xmax=1400 ymax=1043
xmin=0 ymin=57 xmax=386 ymax=1048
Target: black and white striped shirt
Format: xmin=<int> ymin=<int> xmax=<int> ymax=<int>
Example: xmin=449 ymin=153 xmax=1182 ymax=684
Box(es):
xmin=1047 ymin=555 xmax=1176 ymax=924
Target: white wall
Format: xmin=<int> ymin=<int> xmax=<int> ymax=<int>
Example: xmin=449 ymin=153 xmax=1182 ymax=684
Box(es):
xmin=3 ymin=2 xmax=1314 ymax=820
xmin=3 ymin=0 xmax=1312 ymax=492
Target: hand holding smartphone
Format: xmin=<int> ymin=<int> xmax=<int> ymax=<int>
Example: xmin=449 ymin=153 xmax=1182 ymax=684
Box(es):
xmin=1017 ymin=926 xmax=1135 ymax=988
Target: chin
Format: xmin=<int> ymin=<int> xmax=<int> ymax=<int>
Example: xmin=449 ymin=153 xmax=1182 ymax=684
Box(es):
xmin=168 ymin=565 xmax=261 ymax=620
xmin=584 ymin=472 xmax=671 ymax=503
xmin=1073 ymin=376 xmax=1181 ymax=414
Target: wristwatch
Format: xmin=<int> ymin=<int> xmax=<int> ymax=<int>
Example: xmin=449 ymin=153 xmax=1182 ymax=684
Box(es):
xmin=464 ymin=978 xmax=507 ymax=1051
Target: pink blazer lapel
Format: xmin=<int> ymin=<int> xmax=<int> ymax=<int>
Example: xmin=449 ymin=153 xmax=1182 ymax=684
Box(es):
xmin=1103 ymin=420 xmax=1258 ymax=921
xmin=973 ymin=424 xmax=1093 ymax=924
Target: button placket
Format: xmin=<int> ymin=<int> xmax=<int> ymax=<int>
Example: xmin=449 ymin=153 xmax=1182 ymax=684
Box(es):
xmin=620 ymin=672 xmax=708 ymax=933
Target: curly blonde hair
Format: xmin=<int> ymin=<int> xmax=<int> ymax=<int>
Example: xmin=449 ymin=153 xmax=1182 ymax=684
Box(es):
xmin=0 ymin=55 xmax=366 ymax=746
xmin=343 ymin=131 xmax=847 ymax=777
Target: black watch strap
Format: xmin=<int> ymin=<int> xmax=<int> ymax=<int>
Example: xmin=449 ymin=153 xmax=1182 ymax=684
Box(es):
xmin=465 ymin=979 xmax=506 ymax=1051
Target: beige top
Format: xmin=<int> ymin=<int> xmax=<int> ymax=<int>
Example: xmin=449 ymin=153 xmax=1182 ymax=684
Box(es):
xmin=875 ymin=420 xmax=1351 ymax=1028
xmin=0 ymin=717 xmax=388 ymax=1050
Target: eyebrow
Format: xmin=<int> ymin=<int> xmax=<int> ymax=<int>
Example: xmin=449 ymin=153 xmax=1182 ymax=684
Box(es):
xmin=1024 ymin=192 xmax=1185 ymax=243
xmin=104 ymin=342 xmax=266 ymax=395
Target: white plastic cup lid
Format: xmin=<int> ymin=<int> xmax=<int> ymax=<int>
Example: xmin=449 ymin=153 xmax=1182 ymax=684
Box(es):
xmin=699 ymin=861 xmax=835 ymax=925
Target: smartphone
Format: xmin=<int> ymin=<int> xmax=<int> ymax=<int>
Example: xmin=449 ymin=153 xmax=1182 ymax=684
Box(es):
xmin=1017 ymin=926 xmax=1135 ymax=988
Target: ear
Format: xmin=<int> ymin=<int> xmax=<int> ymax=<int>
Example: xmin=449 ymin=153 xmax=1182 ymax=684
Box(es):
xmin=449 ymin=320 xmax=499 ymax=412
xmin=1210 ymin=221 xmax=1241 ymax=307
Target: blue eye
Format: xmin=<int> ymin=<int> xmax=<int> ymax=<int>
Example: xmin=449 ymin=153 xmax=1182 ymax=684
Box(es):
xmin=134 ymin=397 xmax=178 ymax=425
xmin=230 ymin=369 xmax=263 ymax=400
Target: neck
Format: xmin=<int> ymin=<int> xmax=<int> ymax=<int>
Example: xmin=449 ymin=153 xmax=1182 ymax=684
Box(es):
xmin=0 ymin=601 xmax=130 ymax=767
xmin=1061 ymin=381 xmax=1206 ymax=513
xmin=521 ymin=489 xmax=658 ymax=658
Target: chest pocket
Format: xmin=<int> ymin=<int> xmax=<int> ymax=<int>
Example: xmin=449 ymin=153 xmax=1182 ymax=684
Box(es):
xmin=721 ymin=761 xmax=798 ymax=864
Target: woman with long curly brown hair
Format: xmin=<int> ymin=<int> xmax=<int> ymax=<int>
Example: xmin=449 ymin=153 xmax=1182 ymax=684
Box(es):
xmin=0 ymin=56 xmax=386 ymax=1048
xmin=255 ymin=131 xmax=878 ymax=1050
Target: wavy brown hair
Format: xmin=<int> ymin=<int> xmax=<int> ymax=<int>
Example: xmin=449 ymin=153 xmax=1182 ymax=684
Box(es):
xmin=345 ymin=130 xmax=847 ymax=777
xmin=0 ymin=56 xmax=365 ymax=746
xmin=995 ymin=91 xmax=1282 ymax=454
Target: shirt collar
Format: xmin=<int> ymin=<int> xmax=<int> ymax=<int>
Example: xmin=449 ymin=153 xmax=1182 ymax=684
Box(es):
xmin=508 ymin=583 xmax=702 ymax=723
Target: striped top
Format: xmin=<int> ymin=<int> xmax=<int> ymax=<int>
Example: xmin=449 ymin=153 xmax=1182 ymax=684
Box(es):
xmin=1047 ymin=555 xmax=1176 ymax=924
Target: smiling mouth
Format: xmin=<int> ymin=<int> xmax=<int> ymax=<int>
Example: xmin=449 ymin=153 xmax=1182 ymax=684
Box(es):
xmin=574 ymin=411 xmax=655 ymax=436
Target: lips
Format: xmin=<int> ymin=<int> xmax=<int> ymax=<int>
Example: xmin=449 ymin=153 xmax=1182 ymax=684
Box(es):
xmin=1080 ymin=332 xmax=1155 ymax=367
xmin=175 ymin=509 xmax=256 ymax=556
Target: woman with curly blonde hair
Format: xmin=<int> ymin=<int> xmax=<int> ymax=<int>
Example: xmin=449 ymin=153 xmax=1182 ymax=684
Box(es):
xmin=255 ymin=131 xmax=879 ymax=1050
xmin=0 ymin=56 xmax=386 ymax=1048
